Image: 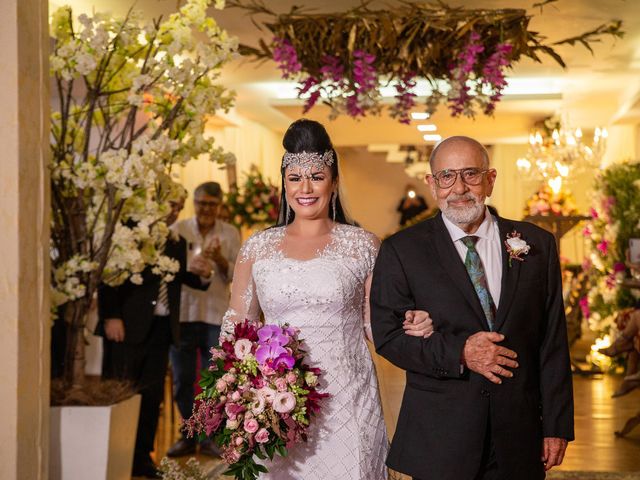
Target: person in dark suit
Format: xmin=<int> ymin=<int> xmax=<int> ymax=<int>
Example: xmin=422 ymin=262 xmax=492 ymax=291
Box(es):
xmin=96 ymin=195 xmax=212 ymax=479
xmin=371 ymin=136 xmax=574 ymax=480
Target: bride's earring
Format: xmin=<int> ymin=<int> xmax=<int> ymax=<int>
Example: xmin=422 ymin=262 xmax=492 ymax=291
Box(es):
xmin=331 ymin=192 xmax=337 ymax=222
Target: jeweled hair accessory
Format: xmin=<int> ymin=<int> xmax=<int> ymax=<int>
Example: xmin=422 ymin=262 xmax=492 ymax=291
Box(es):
xmin=282 ymin=150 xmax=335 ymax=170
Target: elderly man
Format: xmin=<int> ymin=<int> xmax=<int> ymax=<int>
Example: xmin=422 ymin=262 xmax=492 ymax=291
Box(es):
xmin=167 ymin=181 xmax=241 ymax=457
xmin=371 ymin=136 xmax=574 ymax=480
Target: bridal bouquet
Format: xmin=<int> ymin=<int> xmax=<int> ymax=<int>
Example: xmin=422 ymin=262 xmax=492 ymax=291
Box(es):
xmin=185 ymin=321 xmax=328 ymax=480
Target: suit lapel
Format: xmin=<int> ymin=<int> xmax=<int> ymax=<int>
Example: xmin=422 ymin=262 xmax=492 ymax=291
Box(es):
xmin=430 ymin=214 xmax=488 ymax=330
xmin=493 ymin=217 xmax=522 ymax=332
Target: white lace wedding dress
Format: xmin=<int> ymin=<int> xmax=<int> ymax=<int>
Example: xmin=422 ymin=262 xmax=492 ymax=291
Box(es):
xmin=222 ymin=223 xmax=389 ymax=480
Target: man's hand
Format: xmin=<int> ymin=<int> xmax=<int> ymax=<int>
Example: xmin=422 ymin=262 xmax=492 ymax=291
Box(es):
xmin=104 ymin=318 xmax=125 ymax=342
xmin=461 ymin=332 xmax=518 ymax=384
xmin=542 ymin=437 xmax=568 ymax=471
xmin=188 ymin=254 xmax=213 ymax=278
xmin=403 ymin=310 xmax=434 ymax=338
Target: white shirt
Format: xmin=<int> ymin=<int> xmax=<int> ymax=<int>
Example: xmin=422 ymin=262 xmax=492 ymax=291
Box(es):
xmin=442 ymin=208 xmax=502 ymax=307
xmin=172 ymin=217 xmax=241 ymax=326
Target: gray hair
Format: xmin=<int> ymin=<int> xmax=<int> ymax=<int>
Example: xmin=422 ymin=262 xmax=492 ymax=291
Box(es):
xmin=429 ymin=136 xmax=490 ymax=171
xmin=194 ymin=181 xmax=222 ymax=199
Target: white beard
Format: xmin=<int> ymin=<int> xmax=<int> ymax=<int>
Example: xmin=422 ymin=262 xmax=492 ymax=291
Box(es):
xmin=442 ymin=193 xmax=486 ymax=226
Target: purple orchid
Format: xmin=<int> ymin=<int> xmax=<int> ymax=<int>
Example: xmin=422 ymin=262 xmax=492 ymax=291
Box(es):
xmin=273 ymin=352 xmax=295 ymax=369
xmin=258 ymin=324 xmax=290 ymax=346
xmin=255 ymin=343 xmax=288 ymax=365
xmin=272 ymin=37 xmax=302 ymax=78
xmin=390 ymin=73 xmax=417 ymax=124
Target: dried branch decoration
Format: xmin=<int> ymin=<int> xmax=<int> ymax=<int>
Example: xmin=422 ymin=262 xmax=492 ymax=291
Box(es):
xmin=229 ymin=0 xmax=623 ymax=123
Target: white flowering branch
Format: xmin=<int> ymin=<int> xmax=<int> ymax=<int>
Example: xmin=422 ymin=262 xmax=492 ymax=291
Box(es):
xmin=50 ymin=0 xmax=238 ymax=387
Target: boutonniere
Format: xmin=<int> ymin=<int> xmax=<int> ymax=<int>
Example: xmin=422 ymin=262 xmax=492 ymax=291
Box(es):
xmin=504 ymin=231 xmax=530 ymax=266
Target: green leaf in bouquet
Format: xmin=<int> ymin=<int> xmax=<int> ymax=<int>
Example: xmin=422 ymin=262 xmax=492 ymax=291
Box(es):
xmin=276 ymin=444 xmax=288 ymax=457
xmin=265 ymin=442 xmax=276 ymax=460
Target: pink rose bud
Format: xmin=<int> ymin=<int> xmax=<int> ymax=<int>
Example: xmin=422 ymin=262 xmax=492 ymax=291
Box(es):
xmin=231 ymin=391 xmax=241 ymax=402
xmin=255 ymin=428 xmax=270 ymax=444
xmin=235 ymin=436 xmax=244 ymax=446
xmin=286 ymin=372 xmax=297 ymax=384
xmin=275 ymin=378 xmax=288 ymax=392
xmin=244 ymin=418 xmax=259 ymax=434
xmin=222 ymin=373 xmax=236 ymax=384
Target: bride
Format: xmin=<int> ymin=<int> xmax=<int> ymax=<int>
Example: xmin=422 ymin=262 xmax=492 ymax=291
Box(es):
xmin=221 ymin=119 xmax=433 ymax=479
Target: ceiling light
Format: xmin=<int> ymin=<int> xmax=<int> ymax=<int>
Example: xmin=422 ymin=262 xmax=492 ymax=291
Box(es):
xmin=417 ymin=124 xmax=437 ymax=132
xmin=411 ymin=112 xmax=430 ymax=120
xmin=423 ymin=134 xmax=442 ymax=142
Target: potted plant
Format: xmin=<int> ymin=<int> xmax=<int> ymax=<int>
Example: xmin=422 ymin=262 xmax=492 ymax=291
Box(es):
xmin=48 ymin=1 xmax=237 ymax=477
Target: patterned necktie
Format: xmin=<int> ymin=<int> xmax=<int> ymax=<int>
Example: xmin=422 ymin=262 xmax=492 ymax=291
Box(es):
xmin=461 ymin=236 xmax=496 ymax=331
xmin=157 ymin=281 xmax=169 ymax=313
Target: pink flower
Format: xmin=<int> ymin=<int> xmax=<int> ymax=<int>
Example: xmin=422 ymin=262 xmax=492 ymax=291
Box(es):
xmin=597 ymin=240 xmax=608 ymax=256
xmin=590 ymin=207 xmax=599 ymax=219
xmin=230 ymin=391 xmax=241 ymax=402
xmin=613 ymin=262 xmax=626 ymax=273
xmin=582 ymin=225 xmax=592 ymax=237
xmin=234 ymin=436 xmax=244 ymax=446
xmin=257 ymin=386 xmax=276 ymax=403
xmin=273 ymin=392 xmax=296 ymax=413
xmin=233 ymin=338 xmax=253 ymax=360
xmin=274 ymin=377 xmax=288 ymax=392
xmin=579 ymin=297 xmax=590 ymax=319
xmin=215 ymin=379 xmax=228 ymax=393
xmin=255 ymin=428 xmax=270 ymax=444
xmin=222 ymin=447 xmax=242 ymax=464
xmin=286 ymin=372 xmax=297 ymax=384
xmin=222 ymin=373 xmax=236 ymax=384
xmin=244 ymin=418 xmax=259 ymax=434
xmin=250 ymin=393 xmax=266 ymax=414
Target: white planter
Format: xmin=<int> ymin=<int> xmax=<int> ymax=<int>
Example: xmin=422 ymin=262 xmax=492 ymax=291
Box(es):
xmin=50 ymin=394 xmax=141 ymax=480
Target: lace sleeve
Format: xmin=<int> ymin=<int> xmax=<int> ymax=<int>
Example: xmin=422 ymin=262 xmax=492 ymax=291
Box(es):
xmin=362 ymin=231 xmax=381 ymax=342
xmin=220 ymin=235 xmax=263 ymax=337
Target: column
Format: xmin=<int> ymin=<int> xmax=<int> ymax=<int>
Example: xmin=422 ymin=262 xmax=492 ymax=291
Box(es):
xmin=0 ymin=0 xmax=50 ymax=479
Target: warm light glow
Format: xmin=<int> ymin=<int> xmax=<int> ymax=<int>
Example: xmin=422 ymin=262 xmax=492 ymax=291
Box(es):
xmin=555 ymin=162 xmax=569 ymax=177
xmin=411 ymin=112 xmax=430 ymax=120
xmin=516 ymin=158 xmax=531 ymax=172
xmin=417 ymin=124 xmax=437 ymax=132
xmin=423 ymin=134 xmax=442 ymax=142
xmin=548 ymin=176 xmax=563 ymax=194
xmin=408 ymin=190 xmax=416 ymax=198
xmin=588 ymin=335 xmax=613 ymax=371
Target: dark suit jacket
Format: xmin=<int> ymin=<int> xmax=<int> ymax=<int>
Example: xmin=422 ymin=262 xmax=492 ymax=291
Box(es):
xmin=371 ymin=213 xmax=574 ymax=480
xmin=96 ymin=235 xmax=208 ymax=346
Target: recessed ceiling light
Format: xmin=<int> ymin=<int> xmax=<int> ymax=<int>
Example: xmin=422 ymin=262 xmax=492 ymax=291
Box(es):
xmin=417 ymin=124 xmax=437 ymax=132
xmin=423 ymin=134 xmax=442 ymax=142
xmin=411 ymin=112 xmax=430 ymax=120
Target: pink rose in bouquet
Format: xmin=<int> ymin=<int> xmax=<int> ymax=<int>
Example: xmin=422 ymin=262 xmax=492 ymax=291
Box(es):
xmin=185 ymin=320 xmax=328 ymax=480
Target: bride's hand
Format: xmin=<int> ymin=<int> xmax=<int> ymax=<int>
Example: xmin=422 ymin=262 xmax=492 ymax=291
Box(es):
xmin=403 ymin=310 xmax=434 ymax=338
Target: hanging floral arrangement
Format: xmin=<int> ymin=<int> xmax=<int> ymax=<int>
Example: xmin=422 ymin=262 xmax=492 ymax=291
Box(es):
xmin=582 ymin=162 xmax=640 ymax=342
xmin=50 ymin=0 xmax=237 ymax=390
xmin=226 ymin=166 xmax=280 ymax=229
xmin=523 ymin=183 xmax=578 ymax=217
xmin=229 ymin=0 xmax=622 ymax=123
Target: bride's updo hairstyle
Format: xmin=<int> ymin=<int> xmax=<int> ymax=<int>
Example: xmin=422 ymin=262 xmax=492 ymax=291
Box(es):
xmin=276 ymin=119 xmax=352 ymax=226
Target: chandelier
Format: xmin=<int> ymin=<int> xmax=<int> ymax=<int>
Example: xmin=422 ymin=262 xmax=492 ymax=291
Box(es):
xmin=516 ymin=118 xmax=608 ymax=194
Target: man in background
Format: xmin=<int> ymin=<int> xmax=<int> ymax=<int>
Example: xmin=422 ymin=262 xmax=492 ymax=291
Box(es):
xmin=397 ymin=183 xmax=429 ymax=226
xmin=97 ymin=188 xmax=212 ymax=478
xmin=167 ymin=181 xmax=241 ymax=457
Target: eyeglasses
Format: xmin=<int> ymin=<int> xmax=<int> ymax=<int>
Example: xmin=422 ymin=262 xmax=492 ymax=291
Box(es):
xmin=194 ymin=200 xmax=220 ymax=208
xmin=429 ymin=168 xmax=493 ymax=189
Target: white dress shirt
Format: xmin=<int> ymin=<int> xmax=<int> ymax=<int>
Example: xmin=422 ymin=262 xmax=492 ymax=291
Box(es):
xmin=172 ymin=217 xmax=241 ymax=326
xmin=442 ymin=208 xmax=502 ymax=307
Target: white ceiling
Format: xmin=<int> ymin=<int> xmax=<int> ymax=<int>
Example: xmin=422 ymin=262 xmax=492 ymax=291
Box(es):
xmin=49 ymin=0 xmax=640 ymax=145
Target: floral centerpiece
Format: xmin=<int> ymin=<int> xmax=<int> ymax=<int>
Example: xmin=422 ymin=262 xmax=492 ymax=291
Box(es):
xmin=230 ymin=1 xmax=622 ymax=123
xmin=226 ymin=166 xmax=280 ymax=229
xmin=581 ymin=162 xmax=640 ymax=368
xmin=524 ymin=183 xmax=578 ymax=217
xmin=50 ymin=0 xmax=237 ymax=392
xmin=185 ymin=321 xmax=328 ymax=480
